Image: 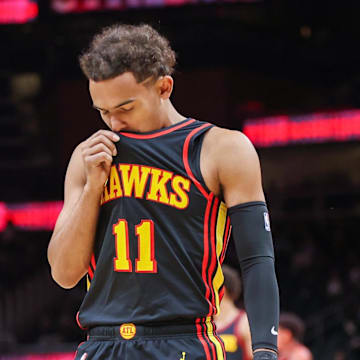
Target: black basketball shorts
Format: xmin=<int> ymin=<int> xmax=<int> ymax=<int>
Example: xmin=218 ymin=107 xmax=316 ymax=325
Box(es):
xmin=74 ymin=321 xmax=226 ymax=360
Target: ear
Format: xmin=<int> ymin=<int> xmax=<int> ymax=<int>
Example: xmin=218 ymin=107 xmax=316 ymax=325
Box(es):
xmin=156 ymin=76 xmax=173 ymax=99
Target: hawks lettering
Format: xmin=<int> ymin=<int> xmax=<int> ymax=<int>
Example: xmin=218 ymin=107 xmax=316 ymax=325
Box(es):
xmin=101 ymin=164 xmax=190 ymax=209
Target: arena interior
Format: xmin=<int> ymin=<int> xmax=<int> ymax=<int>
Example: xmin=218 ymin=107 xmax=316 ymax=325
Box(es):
xmin=0 ymin=1 xmax=360 ymax=359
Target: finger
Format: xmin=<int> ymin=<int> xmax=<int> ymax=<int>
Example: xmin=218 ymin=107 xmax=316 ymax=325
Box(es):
xmin=84 ymin=152 xmax=113 ymax=166
xmin=87 ymin=134 xmax=118 ymax=156
xmin=83 ymin=143 xmax=113 ymax=158
xmin=88 ymin=130 xmax=120 ymax=143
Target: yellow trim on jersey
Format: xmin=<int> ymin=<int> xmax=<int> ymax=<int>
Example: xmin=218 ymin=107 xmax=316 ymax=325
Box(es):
xmin=212 ymin=201 xmax=228 ymax=313
xmin=86 ymin=275 xmax=91 ymax=291
xmin=216 ymin=202 xmax=227 ymax=256
xmin=206 ymin=317 xmax=225 ymax=360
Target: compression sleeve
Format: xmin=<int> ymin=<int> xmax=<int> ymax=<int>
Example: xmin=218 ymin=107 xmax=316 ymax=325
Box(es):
xmin=228 ymin=201 xmax=279 ymax=353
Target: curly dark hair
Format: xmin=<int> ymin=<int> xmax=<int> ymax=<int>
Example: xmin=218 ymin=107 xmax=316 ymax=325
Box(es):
xmin=79 ymin=24 xmax=176 ymax=83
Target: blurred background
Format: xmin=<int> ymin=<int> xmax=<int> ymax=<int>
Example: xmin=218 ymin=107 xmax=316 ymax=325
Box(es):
xmin=1 ymin=0 xmax=360 ymax=359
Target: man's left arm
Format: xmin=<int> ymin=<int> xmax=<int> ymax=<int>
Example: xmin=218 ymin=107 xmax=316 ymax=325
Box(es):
xmin=214 ymin=129 xmax=280 ymax=359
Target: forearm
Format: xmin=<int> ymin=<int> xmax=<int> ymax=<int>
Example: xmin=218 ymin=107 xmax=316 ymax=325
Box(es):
xmin=48 ymin=185 xmax=102 ymax=288
xmin=240 ymin=256 xmax=279 ymax=352
xmin=229 ymin=201 xmax=279 ymax=355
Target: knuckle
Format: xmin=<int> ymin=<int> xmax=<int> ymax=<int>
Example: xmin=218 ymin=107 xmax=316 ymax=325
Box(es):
xmin=81 ymin=147 xmax=89 ymax=156
xmin=103 ymin=153 xmax=113 ymax=161
xmin=98 ymin=134 xmax=107 ymax=142
xmin=99 ymin=130 xmax=111 ymax=138
xmin=99 ymin=143 xmax=110 ymax=153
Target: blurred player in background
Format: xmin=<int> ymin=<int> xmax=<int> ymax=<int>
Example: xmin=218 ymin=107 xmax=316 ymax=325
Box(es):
xmin=48 ymin=23 xmax=279 ymax=360
xmin=215 ymin=264 xmax=252 ymax=360
xmin=278 ymin=313 xmax=312 ymax=360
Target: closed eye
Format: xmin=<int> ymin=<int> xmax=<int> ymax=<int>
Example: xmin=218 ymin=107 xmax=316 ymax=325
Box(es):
xmin=120 ymin=106 xmax=133 ymax=112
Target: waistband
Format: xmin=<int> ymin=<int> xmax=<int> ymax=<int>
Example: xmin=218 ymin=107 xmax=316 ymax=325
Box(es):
xmin=88 ymin=321 xmax=215 ymax=339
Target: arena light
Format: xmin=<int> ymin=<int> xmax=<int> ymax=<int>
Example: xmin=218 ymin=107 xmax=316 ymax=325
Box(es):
xmin=2 ymin=353 xmax=75 ymax=360
xmin=0 ymin=202 xmax=7 ymax=232
xmin=51 ymin=0 xmax=262 ymax=13
xmin=0 ymin=0 xmax=38 ymax=24
xmin=0 ymin=201 xmax=63 ymax=231
xmin=243 ymin=109 xmax=360 ymax=147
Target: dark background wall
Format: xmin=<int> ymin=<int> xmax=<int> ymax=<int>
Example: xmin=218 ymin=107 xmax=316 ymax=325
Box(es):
xmin=1 ymin=1 xmax=360 ymax=359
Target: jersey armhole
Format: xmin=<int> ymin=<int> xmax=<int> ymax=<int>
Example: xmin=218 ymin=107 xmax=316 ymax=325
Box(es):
xmin=182 ymin=123 xmax=213 ymax=199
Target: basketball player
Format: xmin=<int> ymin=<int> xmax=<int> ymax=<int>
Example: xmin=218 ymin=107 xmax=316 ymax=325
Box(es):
xmin=47 ymin=24 xmax=279 ymax=360
xmin=215 ymin=265 xmax=252 ymax=360
xmin=278 ymin=313 xmax=312 ymax=360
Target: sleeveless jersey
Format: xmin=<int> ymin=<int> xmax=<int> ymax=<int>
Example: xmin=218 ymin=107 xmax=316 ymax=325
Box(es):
xmin=77 ymin=119 xmax=231 ymax=330
xmin=217 ymin=310 xmax=250 ymax=360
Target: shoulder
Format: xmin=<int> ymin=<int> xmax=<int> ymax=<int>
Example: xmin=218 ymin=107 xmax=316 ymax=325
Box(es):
xmin=202 ymin=126 xmax=264 ymax=206
xmin=204 ymin=126 xmax=261 ymax=174
xmin=64 ymin=142 xmax=86 ymax=187
xmin=204 ymin=126 xmax=255 ymax=153
xmin=67 ymin=142 xmax=85 ymax=171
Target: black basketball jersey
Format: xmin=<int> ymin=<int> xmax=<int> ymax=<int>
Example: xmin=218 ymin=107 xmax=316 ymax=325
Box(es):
xmin=217 ymin=310 xmax=249 ymax=360
xmin=77 ymin=119 xmax=231 ymax=331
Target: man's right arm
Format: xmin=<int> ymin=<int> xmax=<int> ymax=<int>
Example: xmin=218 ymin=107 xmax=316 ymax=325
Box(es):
xmin=47 ymin=130 xmax=119 ymax=289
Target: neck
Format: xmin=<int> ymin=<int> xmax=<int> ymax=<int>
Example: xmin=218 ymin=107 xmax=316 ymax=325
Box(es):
xmin=160 ymin=100 xmax=187 ymax=127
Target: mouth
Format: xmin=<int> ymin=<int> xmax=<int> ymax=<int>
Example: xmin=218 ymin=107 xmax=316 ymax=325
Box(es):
xmin=111 ymin=124 xmax=128 ymax=132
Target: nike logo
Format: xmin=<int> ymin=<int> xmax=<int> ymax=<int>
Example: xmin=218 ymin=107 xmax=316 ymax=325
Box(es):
xmin=271 ymin=326 xmax=278 ymax=336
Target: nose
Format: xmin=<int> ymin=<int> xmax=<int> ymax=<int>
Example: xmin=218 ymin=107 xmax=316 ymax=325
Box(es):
xmin=110 ymin=116 xmax=127 ymax=132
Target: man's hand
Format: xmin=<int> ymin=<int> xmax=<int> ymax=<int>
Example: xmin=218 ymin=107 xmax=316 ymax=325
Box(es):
xmin=80 ymin=130 xmax=120 ymax=192
xmin=48 ymin=130 xmax=120 ymax=288
xmin=254 ymin=351 xmax=278 ymax=360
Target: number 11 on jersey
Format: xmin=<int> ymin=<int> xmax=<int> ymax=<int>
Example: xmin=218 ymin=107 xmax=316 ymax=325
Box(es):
xmin=113 ymin=219 xmax=157 ymax=273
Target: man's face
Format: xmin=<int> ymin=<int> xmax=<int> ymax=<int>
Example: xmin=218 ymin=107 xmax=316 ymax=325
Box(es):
xmin=89 ymin=72 xmax=166 ymax=133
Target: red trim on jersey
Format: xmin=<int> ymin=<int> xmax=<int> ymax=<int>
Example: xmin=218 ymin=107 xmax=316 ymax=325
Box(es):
xmin=204 ymin=321 xmax=218 ymax=360
xmin=182 ymin=123 xmax=212 ymax=199
xmin=207 ymin=197 xmax=219 ymax=315
xmin=90 ymin=253 xmax=96 ymax=271
xmin=196 ymin=318 xmax=212 ymax=360
xmin=220 ymin=218 xmax=231 ymax=264
xmin=88 ymin=253 xmax=96 ymax=279
xmin=219 ymin=286 xmax=225 ymax=303
xmin=119 ymin=119 xmax=195 ymax=139
xmin=76 ymin=311 xmax=88 ymax=330
xmin=88 ymin=265 xmax=94 ymax=279
xmin=202 ymin=193 xmax=214 ymax=313
xmin=211 ymin=319 xmax=227 ymax=357
xmin=74 ymin=341 xmax=85 ymax=358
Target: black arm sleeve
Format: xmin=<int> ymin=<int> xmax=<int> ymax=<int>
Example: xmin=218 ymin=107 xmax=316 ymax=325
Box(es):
xmin=228 ymin=201 xmax=280 ymax=353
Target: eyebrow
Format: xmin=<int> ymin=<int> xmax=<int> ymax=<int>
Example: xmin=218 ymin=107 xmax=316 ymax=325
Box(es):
xmin=93 ymin=99 xmax=135 ymax=112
